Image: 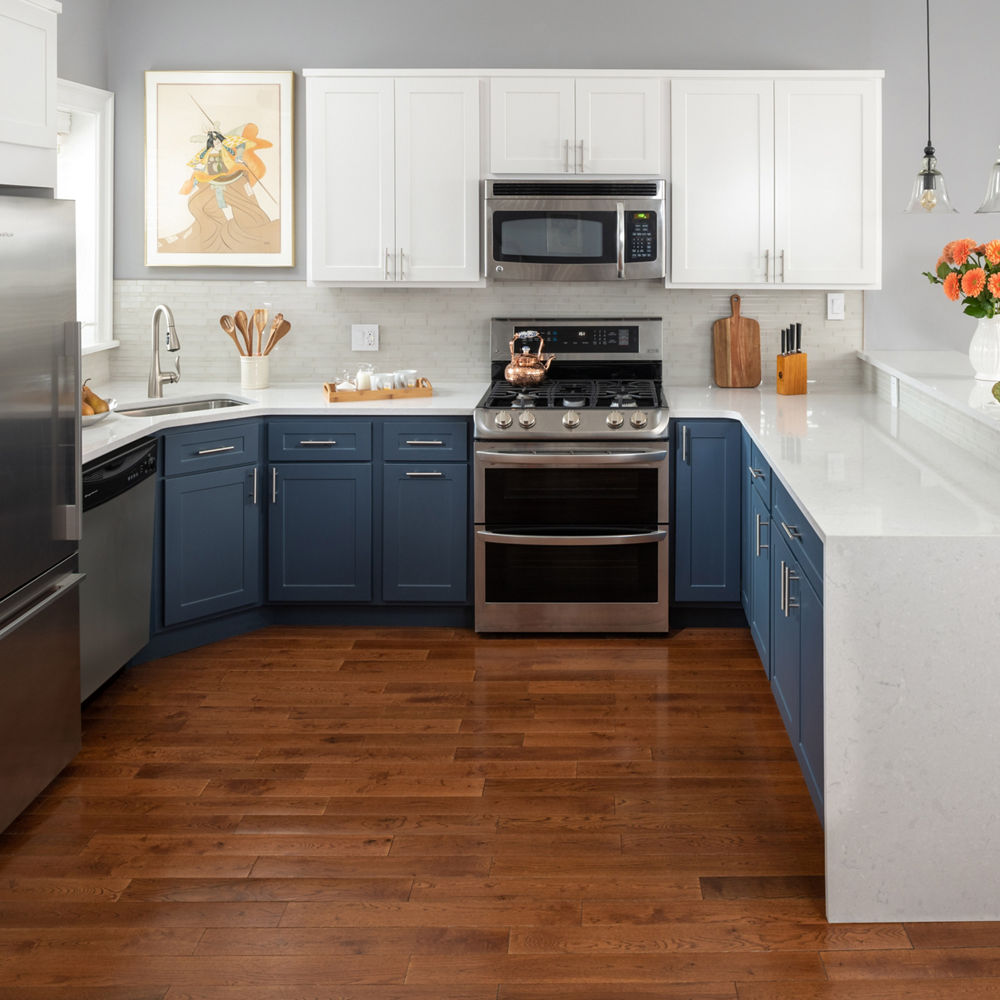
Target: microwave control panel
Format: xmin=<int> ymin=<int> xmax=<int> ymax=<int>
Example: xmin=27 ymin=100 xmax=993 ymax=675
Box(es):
xmin=625 ymin=211 xmax=657 ymax=262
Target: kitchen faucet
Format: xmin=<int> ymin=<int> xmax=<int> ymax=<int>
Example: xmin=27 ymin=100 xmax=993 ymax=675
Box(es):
xmin=148 ymin=304 xmax=181 ymax=398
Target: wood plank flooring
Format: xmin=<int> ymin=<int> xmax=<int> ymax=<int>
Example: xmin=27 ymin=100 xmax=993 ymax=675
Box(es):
xmin=1 ymin=625 xmax=999 ymax=998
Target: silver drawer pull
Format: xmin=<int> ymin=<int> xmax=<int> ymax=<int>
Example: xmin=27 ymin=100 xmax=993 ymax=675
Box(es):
xmin=748 ymin=466 xmax=765 ymax=480
xmin=786 ymin=567 xmax=799 ymax=613
xmin=405 ymin=471 xmax=444 ymax=478
xmin=196 ymin=445 xmax=236 ymax=455
xmin=251 ymin=467 xmax=257 ymax=505
xmin=405 ymin=440 xmax=444 ymax=446
xmin=299 ymin=440 xmax=337 ymax=446
xmin=755 ymin=512 xmax=768 ymax=557
xmin=781 ymin=521 xmax=803 ymax=542
xmin=272 ymin=467 xmax=278 ymax=503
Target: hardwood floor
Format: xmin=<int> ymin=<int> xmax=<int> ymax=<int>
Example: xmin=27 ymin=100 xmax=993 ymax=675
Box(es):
xmin=1 ymin=625 xmax=998 ymax=998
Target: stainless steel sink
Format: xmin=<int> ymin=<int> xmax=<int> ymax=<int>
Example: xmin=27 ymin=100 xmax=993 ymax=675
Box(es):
xmin=116 ymin=396 xmax=250 ymax=418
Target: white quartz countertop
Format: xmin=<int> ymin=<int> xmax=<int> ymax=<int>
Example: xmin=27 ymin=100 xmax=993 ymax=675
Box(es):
xmin=83 ymin=375 xmax=1000 ymax=541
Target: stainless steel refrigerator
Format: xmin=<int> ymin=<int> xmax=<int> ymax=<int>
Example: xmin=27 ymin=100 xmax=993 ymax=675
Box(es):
xmin=0 ymin=193 xmax=83 ymax=832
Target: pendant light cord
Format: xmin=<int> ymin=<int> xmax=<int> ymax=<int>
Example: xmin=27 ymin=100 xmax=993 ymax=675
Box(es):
xmin=925 ymin=0 xmax=933 ymax=149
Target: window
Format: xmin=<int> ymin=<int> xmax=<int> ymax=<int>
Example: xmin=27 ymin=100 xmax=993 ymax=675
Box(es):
xmin=55 ymin=79 xmax=114 ymax=352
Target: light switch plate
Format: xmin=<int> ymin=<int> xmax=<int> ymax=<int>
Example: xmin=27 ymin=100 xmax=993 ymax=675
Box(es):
xmin=827 ymin=293 xmax=845 ymax=321
xmin=351 ymin=323 xmax=379 ymax=351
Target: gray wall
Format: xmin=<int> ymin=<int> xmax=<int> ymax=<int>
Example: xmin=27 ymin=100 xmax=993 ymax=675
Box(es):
xmin=98 ymin=0 xmax=997 ymax=352
xmin=58 ymin=0 xmax=109 ymax=89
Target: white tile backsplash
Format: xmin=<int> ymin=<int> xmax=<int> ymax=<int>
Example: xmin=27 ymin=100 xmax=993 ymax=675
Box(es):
xmin=110 ymin=280 xmax=864 ymax=389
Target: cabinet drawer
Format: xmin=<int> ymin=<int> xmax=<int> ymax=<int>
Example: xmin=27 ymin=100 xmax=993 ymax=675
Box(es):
xmin=268 ymin=420 xmax=372 ymax=461
xmin=772 ymin=478 xmax=823 ymax=595
xmin=747 ymin=439 xmax=772 ymax=509
xmin=383 ymin=420 xmax=469 ymax=462
xmin=163 ymin=421 xmax=260 ymax=476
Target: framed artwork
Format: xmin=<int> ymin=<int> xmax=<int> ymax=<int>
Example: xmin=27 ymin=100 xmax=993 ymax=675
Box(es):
xmin=144 ymin=70 xmax=294 ymax=267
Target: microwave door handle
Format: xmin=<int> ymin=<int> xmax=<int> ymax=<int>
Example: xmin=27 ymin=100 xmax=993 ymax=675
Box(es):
xmin=477 ymin=530 xmax=667 ymax=547
xmin=616 ymin=202 xmax=625 ymax=279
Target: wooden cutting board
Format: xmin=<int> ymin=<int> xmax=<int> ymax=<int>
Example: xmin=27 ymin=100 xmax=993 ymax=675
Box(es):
xmin=713 ymin=294 xmax=761 ymax=388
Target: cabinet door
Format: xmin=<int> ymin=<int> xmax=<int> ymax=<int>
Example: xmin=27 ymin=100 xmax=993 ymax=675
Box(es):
xmin=740 ymin=430 xmax=751 ymax=615
xmin=163 ymin=465 xmax=261 ymax=626
xmin=395 ymin=78 xmax=480 ymax=282
xmin=575 ymin=78 xmax=662 ymax=174
xmin=673 ymin=419 xmax=742 ymax=602
xmin=268 ymin=463 xmax=372 ymax=602
xmin=306 ymin=76 xmax=394 ymax=281
xmin=749 ymin=487 xmax=771 ymax=671
xmin=382 ymin=463 xmax=467 ymax=602
xmin=774 ymin=78 xmax=881 ymax=287
xmin=490 ymin=77 xmax=575 ymax=173
xmin=770 ymin=531 xmax=799 ymax=740
xmin=670 ymin=78 xmax=773 ymax=284
xmin=798 ymin=570 xmax=824 ymax=816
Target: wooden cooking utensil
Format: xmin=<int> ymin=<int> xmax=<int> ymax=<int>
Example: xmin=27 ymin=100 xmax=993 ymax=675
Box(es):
xmin=234 ymin=310 xmax=252 ymax=356
xmin=262 ymin=313 xmax=284 ymax=355
xmin=253 ymin=308 xmax=268 ymax=356
xmin=712 ymin=294 xmax=761 ymax=388
xmin=219 ymin=315 xmax=246 ymax=356
xmin=263 ymin=318 xmax=291 ymax=356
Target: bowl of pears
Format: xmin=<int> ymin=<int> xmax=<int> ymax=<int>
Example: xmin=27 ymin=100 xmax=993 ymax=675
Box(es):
xmin=81 ymin=380 xmax=115 ymax=425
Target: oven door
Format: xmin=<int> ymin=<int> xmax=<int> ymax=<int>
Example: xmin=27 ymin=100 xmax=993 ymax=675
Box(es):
xmin=474 ymin=445 xmax=669 ymax=632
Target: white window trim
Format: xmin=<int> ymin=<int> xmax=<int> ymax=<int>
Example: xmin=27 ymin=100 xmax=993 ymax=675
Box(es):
xmin=56 ymin=78 xmax=114 ymax=351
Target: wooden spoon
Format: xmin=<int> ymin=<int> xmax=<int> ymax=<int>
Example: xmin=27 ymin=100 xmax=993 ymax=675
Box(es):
xmin=234 ymin=310 xmax=252 ymax=355
xmin=263 ymin=319 xmax=291 ymax=356
xmin=262 ymin=313 xmax=284 ymax=355
xmin=253 ymin=308 xmax=268 ymax=356
xmin=219 ymin=315 xmax=246 ymax=356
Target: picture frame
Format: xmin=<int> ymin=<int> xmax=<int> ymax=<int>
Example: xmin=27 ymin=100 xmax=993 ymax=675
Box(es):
xmin=144 ymin=70 xmax=294 ymax=267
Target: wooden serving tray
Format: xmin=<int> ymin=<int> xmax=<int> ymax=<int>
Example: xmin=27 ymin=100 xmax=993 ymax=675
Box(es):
xmin=322 ymin=378 xmax=433 ymax=403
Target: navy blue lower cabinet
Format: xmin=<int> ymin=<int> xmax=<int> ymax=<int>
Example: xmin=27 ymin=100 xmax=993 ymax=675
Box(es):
xmin=740 ymin=430 xmax=752 ymax=614
xmin=673 ymin=419 xmax=742 ymax=602
xmin=268 ymin=463 xmax=372 ymax=602
xmin=163 ymin=464 xmax=261 ymax=626
xmin=382 ymin=463 xmax=468 ymax=602
xmin=748 ymin=487 xmax=771 ymax=671
xmin=771 ymin=529 xmax=824 ymax=820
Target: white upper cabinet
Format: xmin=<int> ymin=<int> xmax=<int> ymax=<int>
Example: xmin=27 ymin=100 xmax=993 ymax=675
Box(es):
xmin=490 ymin=76 xmax=662 ymax=175
xmin=306 ymin=74 xmax=480 ymax=285
xmin=0 ymin=0 xmax=60 ymax=188
xmin=670 ymin=74 xmax=881 ymax=288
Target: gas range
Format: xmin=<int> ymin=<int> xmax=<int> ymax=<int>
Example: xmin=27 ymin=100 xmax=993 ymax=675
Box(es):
xmin=474 ymin=317 xmax=668 ymax=440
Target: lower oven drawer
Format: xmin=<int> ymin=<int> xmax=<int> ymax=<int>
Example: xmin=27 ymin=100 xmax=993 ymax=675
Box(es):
xmin=475 ymin=530 xmax=669 ymax=633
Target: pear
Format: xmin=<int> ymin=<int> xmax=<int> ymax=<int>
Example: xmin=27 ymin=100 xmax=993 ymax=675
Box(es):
xmin=82 ymin=400 xmax=95 ymax=416
xmin=82 ymin=380 xmax=109 ymax=414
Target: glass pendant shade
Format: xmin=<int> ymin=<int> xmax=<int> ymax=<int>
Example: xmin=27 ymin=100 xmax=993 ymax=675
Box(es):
xmin=975 ymin=147 xmax=1000 ymax=213
xmin=905 ymin=146 xmax=957 ymax=213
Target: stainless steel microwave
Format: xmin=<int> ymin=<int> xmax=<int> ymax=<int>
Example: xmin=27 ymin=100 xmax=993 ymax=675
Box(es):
xmin=485 ymin=179 xmax=666 ymax=281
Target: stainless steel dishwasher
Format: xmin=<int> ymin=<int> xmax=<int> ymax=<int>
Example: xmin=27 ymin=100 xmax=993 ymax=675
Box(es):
xmin=80 ymin=437 xmax=158 ymax=700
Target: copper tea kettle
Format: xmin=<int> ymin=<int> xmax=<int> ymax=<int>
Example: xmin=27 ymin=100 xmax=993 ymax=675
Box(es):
xmin=504 ymin=331 xmax=555 ymax=387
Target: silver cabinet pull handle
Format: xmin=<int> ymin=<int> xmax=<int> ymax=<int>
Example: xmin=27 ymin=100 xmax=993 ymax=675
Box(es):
xmin=399 ymin=248 xmax=404 ymax=280
xmin=765 ymin=249 xmax=771 ymax=282
xmin=578 ymin=139 xmax=584 ymax=172
xmin=197 ymin=445 xmax=236 ymax=456
xmin=748 ymin=466 xmax=765 ymax=480
xmin=786 ymin=566 xmax=799 ymax=612
xmin=755 ymin=512 xmax=769 ymax=557
xmin=781 ymin=521 xmax=803 ymax=542
xmin=564 ymin=138 xmax=570 ymax=172
xmin=405 ymin=471 xmax=444 ymax=478
xmin=385 ymin=247 xmax=391 ymax=280
xmin=780 ymin=560 xmax=787 ymax=614
xmin=478 ymin=529 xmax=666 ymax=547
xmin=681 ymin=425 xmax=689 ymax=464
xmin=271 ymin=467 xmax=277 ymax=504
xmin=251 ymin=466 xmax=258 ymax=505
xmin=405 ymin=440 xmax=444 ymax=446
xmin=780 ymin=249 xmax=786 ymax=283
xmin=299 ymin=440 xmax=337 ymax=446
xmin=616 ymin=202 xmax=625 ymax=279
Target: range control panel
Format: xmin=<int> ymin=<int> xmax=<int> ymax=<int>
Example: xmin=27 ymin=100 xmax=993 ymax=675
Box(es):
xmin=625 ymin=211 xmax=657 ymax=262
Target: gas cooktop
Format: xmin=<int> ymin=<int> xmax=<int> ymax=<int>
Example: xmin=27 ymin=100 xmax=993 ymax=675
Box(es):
xmin=481 ymin=378 xmax=660 ymax=411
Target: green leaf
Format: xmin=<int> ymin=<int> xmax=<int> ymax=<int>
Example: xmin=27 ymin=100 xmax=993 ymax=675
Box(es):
xmin=937 ymin=262 xmax=953 ymax=279
xmin=922 ymin=271 xmax=940 ymax=283
xmin=963 ymin=301 xmax=988 ymax=318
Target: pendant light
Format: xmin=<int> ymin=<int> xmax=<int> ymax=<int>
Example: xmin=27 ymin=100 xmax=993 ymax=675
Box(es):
xmin=905 ymin=0 xmax=957 ymax=213
xmin=975 ymin=147 xmax=1000 ymax=213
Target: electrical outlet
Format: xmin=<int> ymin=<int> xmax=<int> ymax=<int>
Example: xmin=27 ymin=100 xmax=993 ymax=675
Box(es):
xmin=351 ymin=323 xmax=379 ymax=351
xmin=827 ymin=292 xmax=845 ymax=321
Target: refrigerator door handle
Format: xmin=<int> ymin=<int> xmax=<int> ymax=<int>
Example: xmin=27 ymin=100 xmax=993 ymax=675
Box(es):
xmin=55 ymin=321 xmax=83 ymax=542
xmin=0 ymin=573 xmax=84 ymax=644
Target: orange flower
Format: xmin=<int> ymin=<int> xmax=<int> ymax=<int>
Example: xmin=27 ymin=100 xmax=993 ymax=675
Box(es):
xmin=951 ymin=239 xmax=979 ymax=266
xmin=941 ymin=241 xmax=957 ymax=264
xmin=989 ymin=273 xmax=1000 ymax=298
xmin=962 ymin=267 xmax=986 ymax=297
xmin=984 ymin=240 xmax=1000 ymax=265
xmin=943 ymin=272 xmax=961 ymax=300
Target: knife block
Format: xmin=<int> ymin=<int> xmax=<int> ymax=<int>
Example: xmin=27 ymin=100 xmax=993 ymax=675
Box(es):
xmin=776 ymin=352 xmax=807 ymax=395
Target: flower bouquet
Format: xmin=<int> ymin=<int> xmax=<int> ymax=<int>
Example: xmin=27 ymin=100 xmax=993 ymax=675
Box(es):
xmin=923 ymin=239 xmax=1000 ymax=317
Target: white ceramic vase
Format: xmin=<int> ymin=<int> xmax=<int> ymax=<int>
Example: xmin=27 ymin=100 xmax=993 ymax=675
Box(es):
xmin=968 ymin=315 xmax=1000 ymax=381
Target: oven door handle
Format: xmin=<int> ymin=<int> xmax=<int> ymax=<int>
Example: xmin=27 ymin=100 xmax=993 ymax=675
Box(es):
xmin=476 ymin=530 xmax=666 ymax=547
xmin=475 ymin=449 xmax=667 ymax=466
